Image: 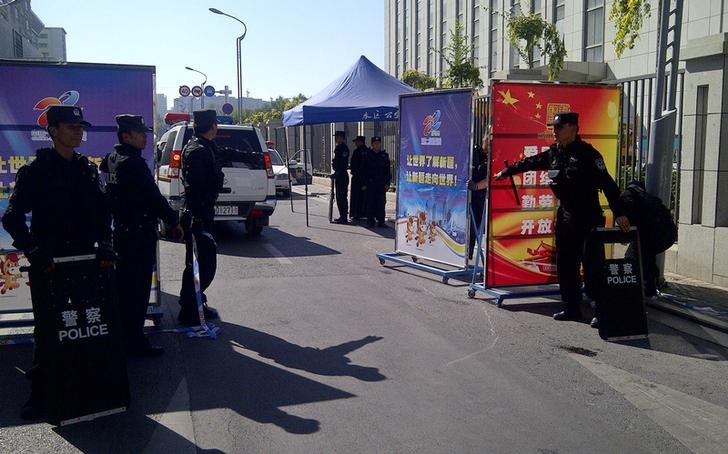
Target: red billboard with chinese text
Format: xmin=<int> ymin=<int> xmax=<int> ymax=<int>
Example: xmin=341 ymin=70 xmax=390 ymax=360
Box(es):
xmin=487 ymin=82 xmax=620 ymax=287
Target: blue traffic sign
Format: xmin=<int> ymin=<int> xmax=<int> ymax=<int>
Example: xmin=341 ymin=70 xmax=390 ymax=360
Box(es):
xmin=204 ymin=85 xmax=215 ymax=97
xmin=221 ymin=103 xmax=234 ymax=115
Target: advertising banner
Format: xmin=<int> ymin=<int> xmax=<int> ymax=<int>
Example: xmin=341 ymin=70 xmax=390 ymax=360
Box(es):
xmin=396 ymin=89 xmax=472 ymax=267
xmin=488 ymin=82 xmax=620 ymax=287
xmin=0 ymin=61 xmax=155 ymax=304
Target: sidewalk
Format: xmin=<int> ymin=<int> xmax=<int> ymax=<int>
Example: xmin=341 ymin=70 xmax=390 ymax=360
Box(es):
xmin=300 ymin=176 xmax=728 ymax=342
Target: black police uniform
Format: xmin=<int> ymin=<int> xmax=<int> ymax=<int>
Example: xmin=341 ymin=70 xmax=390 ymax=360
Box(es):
xmin=3 ymin=145 xmax=112 ymax=417
xmin=469 ymin=142 xmax=489 ymax=260
xmin=332 ymin=137 xmax=350 ymax=222
xmin=349 ymin=139 xmax=370 ymax=220
xmin=178 ymin=113 xmax=224 ymax=325
xmin=364 ymin=142 xmax=391 ymax=227
xmin=502 ymin=136 xmax=625 ymax=316
xmin=101 ymin=123 xmax=178 ymax=353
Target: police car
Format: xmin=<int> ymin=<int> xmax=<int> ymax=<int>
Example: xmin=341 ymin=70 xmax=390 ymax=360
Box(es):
xmin=155 ymin=113 xmax=276 ymax=235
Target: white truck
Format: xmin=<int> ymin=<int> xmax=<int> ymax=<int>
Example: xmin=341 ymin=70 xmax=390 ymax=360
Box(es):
xmin=156 ymin=114 xmax=276 ymax=235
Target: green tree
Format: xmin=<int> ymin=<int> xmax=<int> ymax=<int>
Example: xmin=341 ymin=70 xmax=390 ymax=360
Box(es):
xmin=440 ymin=20 xmax=483 ymax=88
xmin=609 ymin=0 xmax=651 ymax=58
xmin=241 ymin=94 xmax=308 ymax=124
xmin=501 ymin=1 xmax=566 ymax=80
xmin=400 ymin=69 xmax=436 ymax=90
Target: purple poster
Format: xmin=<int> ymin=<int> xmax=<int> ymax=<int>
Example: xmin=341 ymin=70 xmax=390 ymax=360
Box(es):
xmin=395 ymin=89 xmax=473 ymax=267
xmin=0 ymin=61 xmax=155 ymax=252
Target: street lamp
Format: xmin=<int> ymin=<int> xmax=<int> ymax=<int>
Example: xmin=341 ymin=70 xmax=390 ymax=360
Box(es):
xmin=185 ymin=66 xmax=207 ymax=109
xmin=209 ymin=7 xmax=247 ymax=124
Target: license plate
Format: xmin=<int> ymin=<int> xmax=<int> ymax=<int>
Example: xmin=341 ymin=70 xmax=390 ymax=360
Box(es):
xmin=214 ymin=205 xmax=239 ymax=216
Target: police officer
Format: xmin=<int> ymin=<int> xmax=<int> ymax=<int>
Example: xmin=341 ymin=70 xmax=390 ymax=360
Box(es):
xmin=349 ymin=135 xmax=369 ymax=221
xmin=177 ymin=110 xmax=224 ymax=326
xmin=467 ymin=131 xmax=490 ymax=261
xmin=332 ymin=130 xmax=350 ymax=224
xmin=101 ymin=115 xmax=184 ymax=356
xmin=2 ymin=105 xmax=113 ymax=419
xmin=495 ymin=112 xmax=630 ymax=323
xmin=364 ymin=136 xmax=391 ymax=227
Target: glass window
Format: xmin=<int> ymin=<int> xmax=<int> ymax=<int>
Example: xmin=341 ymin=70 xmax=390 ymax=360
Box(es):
xmin=584 ymin=0 xmax=604 ymax=62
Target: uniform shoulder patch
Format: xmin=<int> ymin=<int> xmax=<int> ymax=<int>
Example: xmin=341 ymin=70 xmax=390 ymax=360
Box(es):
xmin=594 ymin=157 xmax=606 ymax=170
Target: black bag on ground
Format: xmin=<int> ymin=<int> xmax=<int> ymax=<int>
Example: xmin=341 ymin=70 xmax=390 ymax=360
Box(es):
xmin=621 ymin=180 xmax=676 ymax=253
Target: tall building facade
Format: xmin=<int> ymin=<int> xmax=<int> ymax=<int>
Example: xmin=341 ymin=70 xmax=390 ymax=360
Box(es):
xmin=385 ymin=0 xmax=728 ymax=85
xmin=0 ymin=0 xmax=67 ymax=61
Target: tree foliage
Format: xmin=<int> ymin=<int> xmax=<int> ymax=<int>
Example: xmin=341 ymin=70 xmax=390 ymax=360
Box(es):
xmin=440 ymin=20 xmax=483 ymax=88
xmin=400 ymin=69 xmax=437 ymax=90
xmin=609 ymin=0 xmax=651 ymax=58
xmin=242 ymin=94 xmax=307 ymax=124
xmin=500 ymin=1 xmax=566 ymax=80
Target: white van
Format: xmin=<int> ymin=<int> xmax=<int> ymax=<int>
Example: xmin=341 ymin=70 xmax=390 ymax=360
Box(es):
xmin=156 ymin=115 xmax=276 ymax=235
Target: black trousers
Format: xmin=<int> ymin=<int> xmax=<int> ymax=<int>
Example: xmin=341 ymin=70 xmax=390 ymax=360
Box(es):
xmin=114 ymin=229 xmax=156 ymax=350
xmin=335 ymin=174 xmax=349 ymax=219
xmin=468 ymin=194 xmax=486 ymax=261
xmin=554 ymin=216 xmax=604 ymax=312
xmin=350 ymin=175 xmax=366 ymax=219
xmin=179 ymin=214 xmax=217 ymax=318
xmin=367 ymin=185 xmax=386 ymax=223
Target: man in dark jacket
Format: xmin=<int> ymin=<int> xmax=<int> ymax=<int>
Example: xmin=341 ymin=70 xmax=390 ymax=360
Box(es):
xmin=467 ymin=132 xmax=490 ymax=261
xmin=364 ymin=136 xmax=392 ymax=227
xmin=495 ymin=112 xmax=630 ymax=323
xmin=332 ymin=130 xmax=350 ymax=224
xmin=349 ymin=135 xmax=369 ymax=220
xmin=2 ymin=105 xmax=113 ymax=419
xmin=177 ymin=110 xmax=224 ymax=326
xmin=101 ymin=115 xmax=183 ymax=356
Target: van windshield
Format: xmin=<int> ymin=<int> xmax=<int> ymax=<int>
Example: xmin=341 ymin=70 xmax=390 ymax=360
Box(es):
xmin=183 ymin=128 xmax=265 ymax=169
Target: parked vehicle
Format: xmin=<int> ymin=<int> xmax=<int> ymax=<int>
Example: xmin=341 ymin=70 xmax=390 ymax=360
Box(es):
xmin=156 ymin=114 xmax=276 ymax=235
xmin=287 ymin=149 xmax=313 ymax=184
xmin=267 ymin=148 xmax=291 ymax=196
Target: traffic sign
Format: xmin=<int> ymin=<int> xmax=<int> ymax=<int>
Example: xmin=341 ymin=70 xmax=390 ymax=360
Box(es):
xmin=204 ymin=85 xmax=215 ymax=97
xmin=179 ymin=85 xmax=191 ymax=97
xmin=191 ymin=86 xmax=203 ymax=97
xmin=221 ymin=103 xmax=234 ymax=115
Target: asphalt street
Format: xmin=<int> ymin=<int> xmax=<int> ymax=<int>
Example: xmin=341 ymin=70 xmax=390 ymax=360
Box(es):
xmin=2 ymin=188 xmax=728 ymax=453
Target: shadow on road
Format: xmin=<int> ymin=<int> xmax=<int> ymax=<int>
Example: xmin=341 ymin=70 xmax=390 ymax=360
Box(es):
xmin=215 ymin=223 xmax=341 ymax=259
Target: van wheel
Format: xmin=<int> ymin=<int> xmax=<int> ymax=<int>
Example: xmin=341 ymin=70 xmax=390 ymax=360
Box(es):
xmin=246 ymin=220 xmax=263 ymax=236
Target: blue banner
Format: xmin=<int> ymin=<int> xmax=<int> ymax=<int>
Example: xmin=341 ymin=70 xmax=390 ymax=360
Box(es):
xmin=395 ymin=90 xmax=472 ymax=267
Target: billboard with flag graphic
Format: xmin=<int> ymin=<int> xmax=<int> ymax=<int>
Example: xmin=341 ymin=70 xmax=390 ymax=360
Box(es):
xmin=487 ymin=82 xmax=621 ymax=287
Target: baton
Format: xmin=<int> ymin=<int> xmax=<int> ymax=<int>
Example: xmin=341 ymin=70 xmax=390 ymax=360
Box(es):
xmin=504 ymin=160 xmax=520 ymax=205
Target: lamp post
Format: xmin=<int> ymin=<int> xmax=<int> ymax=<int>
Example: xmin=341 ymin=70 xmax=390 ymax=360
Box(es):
xmin=185 ymin=66 xmax=207 ymax=109
xmin=209 ymin=7 xmax=247 ymax=124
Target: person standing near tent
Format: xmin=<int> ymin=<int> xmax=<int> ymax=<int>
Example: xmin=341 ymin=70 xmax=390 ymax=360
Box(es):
xmin=467 ymin=131 xmax=490 ymax=261
xmin=332 ymin=130 xmax=350 ymax=224
xmin=364 ymin=136 xmax=391 ymax=227
xmin=349 ymin=135 xmax=370 ymax=221
xmin=494 ymin=112 xmax=630 ymax=324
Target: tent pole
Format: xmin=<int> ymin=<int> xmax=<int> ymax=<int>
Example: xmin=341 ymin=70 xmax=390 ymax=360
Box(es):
xmin=304 ymin=124 xmax=310 ymax=227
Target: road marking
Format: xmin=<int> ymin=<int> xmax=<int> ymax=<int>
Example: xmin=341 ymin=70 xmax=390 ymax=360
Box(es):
xmin=570 ymin=353 xmax=728 ymax=453
xmin=145 ymin=378 xmax=196 ymax=453
xmin=263 ymin=243 xmax=293 ymax=264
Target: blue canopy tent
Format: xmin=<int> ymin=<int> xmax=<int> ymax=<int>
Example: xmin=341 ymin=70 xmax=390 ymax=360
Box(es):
xmin=282 ymin=55 xmax=417 ymax=225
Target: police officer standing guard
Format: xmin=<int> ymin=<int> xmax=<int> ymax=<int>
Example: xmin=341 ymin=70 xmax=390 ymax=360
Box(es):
xmin=349 ymin=135 xmax=369 ymax=221
xmin=101 ymin=115 xmax=184 ymax=356
xmin=364 ymin=136 xmax=391 ymax=227
xmin=177 ymin=110 xmax=224 ymax=326
xmin=467 ymin=131 xmax=490 ymax=261
xmin=495 ymin=112 xmax=630 ymax=324
xmin=2 ymin=105 xmax=114 ymax=419
xmin=332 ymin=130 xmax=350 ymax=224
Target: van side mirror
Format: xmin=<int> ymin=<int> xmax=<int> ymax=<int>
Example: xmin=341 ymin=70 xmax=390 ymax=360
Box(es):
xmin=289 ymin=159 xmax=298 ymax=166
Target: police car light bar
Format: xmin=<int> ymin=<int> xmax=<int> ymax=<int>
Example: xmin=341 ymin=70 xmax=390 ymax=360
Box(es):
xmin=164 ymin=112 xmax=191 ymax=125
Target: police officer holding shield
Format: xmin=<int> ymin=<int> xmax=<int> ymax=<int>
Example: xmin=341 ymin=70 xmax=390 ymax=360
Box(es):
xmin=495 ymin=112 xmax=630 ymax=324
xmin=364 ymin=136 xmax=391 ymax=227
xmin=177 ymin=110 xmax=223 ymax=326
xmin=332 ymin=130 xmax=350 ymax=224
xmin=2 ymin=105 xmax=114 ymax=419
xmin=101 ymin=115 xmax=183 ymax=356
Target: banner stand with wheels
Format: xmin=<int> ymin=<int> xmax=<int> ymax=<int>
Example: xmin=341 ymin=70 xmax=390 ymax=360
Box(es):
xmin=467 ymin=81 xmax=622 ymax=306
xmin=377 ymin=89 xmax=483 ymax=284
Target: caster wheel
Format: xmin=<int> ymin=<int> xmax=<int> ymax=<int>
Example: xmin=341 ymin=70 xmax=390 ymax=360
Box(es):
xmin=411 ymin=257 xmax=418 ymax=263
xmin=379 ymin=258 xmax=385 ymax=265
xmin=442 ymin=277 xmax=449 ymax=284
xmin=468 ymin=289 xmax=476 ymax=298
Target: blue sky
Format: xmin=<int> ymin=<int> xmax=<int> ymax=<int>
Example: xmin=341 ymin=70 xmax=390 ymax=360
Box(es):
xmin=31 ymin=0 xmax=385 ymax=109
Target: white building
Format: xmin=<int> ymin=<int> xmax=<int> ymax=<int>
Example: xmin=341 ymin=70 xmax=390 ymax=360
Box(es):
xmin=0 ymin=0 xmax=44 ymax=60
xmin=37 ymin=26 xmax=67 ymax=61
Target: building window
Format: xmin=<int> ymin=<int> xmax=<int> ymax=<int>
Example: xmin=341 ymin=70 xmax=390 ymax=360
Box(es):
xmin=509 ymin=0 xmax=521 ymax=69
xmin=554 ymin=0 xmax=566 ymax=35
xmin=13 ymin=30 xmax=23 ymax=58
xmin=440 ymin=0 xmax=447 ymax=76
xmin=40 ymin=33 xmax=48 ymax=38
xmin=584 ymin=0 xmax=604 ymax=62
xmin=489 ymin=0 xmax=498 ymax=76
xmin=529 ymin=0 xmax=542 ymax=66
xmin=416 ymin=0 xmax=421 ymax=70
xmin=472 ymin=1 xmax=480 ymax=65
xmin=692 ymin=85 xmax=708 ymax=224
xmin=427 ymin=0 xmax=434 ymax=75
xmin=404 ymin=0 xmax=409 ymax=71
xmin=395 ymin=0 xmax=400 ymax=77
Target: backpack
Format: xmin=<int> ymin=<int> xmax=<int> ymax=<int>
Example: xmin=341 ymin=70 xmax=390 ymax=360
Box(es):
xmin=621 ymin=181 xmax=677 ymax=253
